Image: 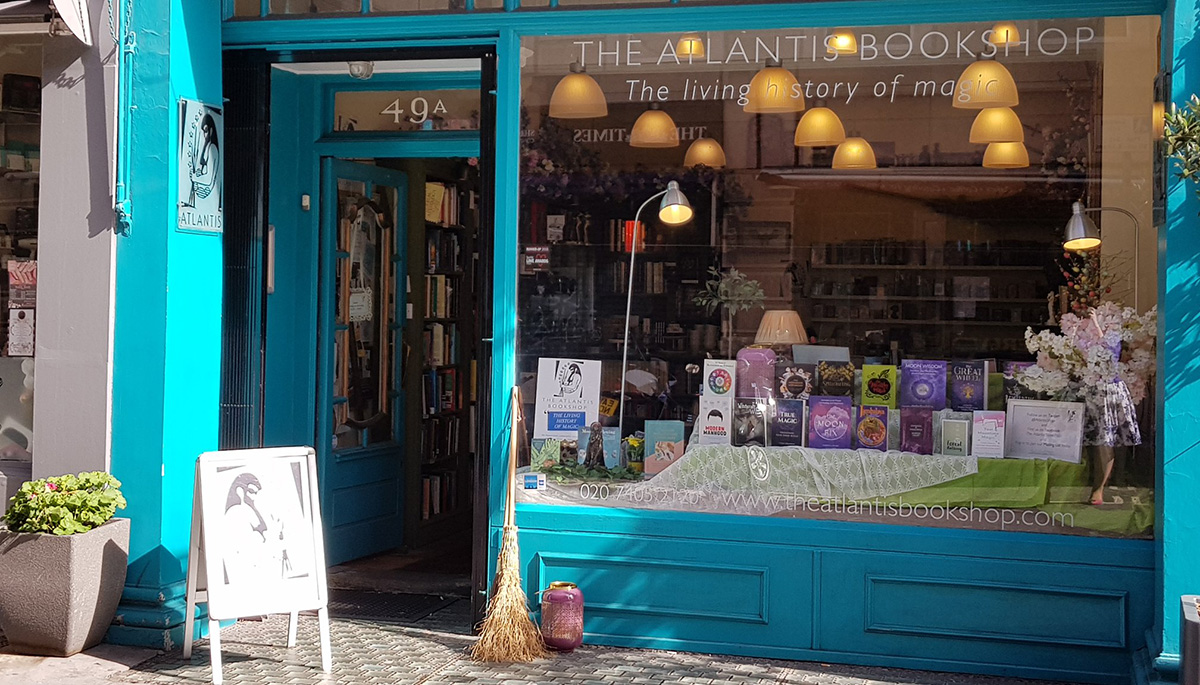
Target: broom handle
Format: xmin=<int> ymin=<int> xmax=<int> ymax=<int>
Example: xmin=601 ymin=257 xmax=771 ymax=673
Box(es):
xmin=505 ymin=386 xmax=520 ymax=529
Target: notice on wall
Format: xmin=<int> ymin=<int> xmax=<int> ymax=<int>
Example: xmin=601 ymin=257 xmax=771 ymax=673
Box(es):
xmin=534 ymin=357 xmax=602 ymax=440
xmin=7 ymin=309 xmax=33 ymax=357
xmin=177 ymin=98 xmax=224 ymax=234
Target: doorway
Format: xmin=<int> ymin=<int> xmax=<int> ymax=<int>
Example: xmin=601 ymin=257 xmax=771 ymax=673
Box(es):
xmin=223 ymin=49 xmax=496 ymax=622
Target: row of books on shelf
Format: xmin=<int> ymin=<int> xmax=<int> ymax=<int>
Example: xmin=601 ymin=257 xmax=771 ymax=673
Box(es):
xmin=424 ymin=181 xmax=475 ymax=227
xmin=422 ymin=411 xmax=474 ymax=462
xmin=424 ymin=322 xmax=460 ymax=367
xmin=426 ymin=228 xmax=464 ymax=274
xmin=426 ymin=274 xmax=456 ymax=319
xmin=421 ymin=470 xmax=459 ymax=520
xmin=609 ymin=259 xmax=669 ymax=294
xmin=422 ymin=367 xmax=462 ymax=416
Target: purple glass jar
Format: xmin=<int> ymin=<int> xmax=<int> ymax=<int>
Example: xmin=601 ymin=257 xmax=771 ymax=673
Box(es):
xmin=540 ymin=581 xmax=584 ymax=651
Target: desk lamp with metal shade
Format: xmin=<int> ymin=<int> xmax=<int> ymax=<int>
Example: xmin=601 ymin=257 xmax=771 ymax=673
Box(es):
xmin=1063 ymin=201 xmax=1142 ymax=311
xmin=618 ymin=182 xmax=694 ymax=440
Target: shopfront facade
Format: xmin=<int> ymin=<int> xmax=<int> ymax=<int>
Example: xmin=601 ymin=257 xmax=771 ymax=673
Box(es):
xmin=94 ymin=0 xmax=1200 ymax=683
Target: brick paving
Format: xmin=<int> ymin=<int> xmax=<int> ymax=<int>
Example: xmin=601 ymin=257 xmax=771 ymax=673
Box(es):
xmin=109 ymin=600 xmax=1078 ymax=685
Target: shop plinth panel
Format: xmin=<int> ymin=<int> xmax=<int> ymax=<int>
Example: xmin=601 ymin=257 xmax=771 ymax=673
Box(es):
xmin=516 ymin=528 xmax=812 ymax=650
xmin=817 ymin=550 xmax=1152 ymax=683
xmin=863 ymin=575 xmax=1126 ymax=648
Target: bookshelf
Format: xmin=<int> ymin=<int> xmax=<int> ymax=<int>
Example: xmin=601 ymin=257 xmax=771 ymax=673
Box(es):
xmin=417 ymin=174 xmax=478 ymax=535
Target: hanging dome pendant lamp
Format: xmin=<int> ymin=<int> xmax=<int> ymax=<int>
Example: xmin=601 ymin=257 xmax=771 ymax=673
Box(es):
xmin=744 ymin=59 xmax=805 ymax=114
xmin=549 ymin=63 xmax=608 ymax=119
xmin=969 ymin=107 xmax=1025 ymax=144
xmin=794 ymin=106 xmax=847 ymax=147
xmin=953 ymin=58 xmax=1019 ymax=109
xmin=630 ymin=103 xmax=680 ymax=148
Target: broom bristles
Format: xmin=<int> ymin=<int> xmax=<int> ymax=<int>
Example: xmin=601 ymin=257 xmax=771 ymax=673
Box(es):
xmin=471 ymin=525 xmax=549 ymax=662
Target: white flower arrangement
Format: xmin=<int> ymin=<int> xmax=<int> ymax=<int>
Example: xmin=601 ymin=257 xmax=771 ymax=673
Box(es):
xmin=1018 ymin=302 xmax=1157 ymax=404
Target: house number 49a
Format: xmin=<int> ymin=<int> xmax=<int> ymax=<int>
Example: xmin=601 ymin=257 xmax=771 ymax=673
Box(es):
xmin=381 ymin=96 xmax=448 ymax=125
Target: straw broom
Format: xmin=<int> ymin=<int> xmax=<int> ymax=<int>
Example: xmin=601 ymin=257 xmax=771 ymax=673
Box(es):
xmin=471 ymin=387 xmax=550 ymax=662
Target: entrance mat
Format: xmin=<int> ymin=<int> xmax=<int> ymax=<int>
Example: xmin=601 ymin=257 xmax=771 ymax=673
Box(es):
xmin=325 ymin=590 xmax=456 ymax=624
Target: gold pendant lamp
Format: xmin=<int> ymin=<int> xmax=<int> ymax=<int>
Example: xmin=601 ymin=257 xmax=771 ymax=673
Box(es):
xmin=684 ymin=137 xmax=726 ymax=168
xmin=794 ymin=106 xmax=847 ymax=147
xmin=549 ymin=63 xmax=608 ymax=119
xmin=990 ymin=21 xmax=1022 ymax=47
xmin=826 ymin=29 xmax=858 ymax=55
xmin=744 ymin=59 xmax=805 ymax=114
xmin=982 ymin=141 xmax=1029 ymax=168
xmin=952 ymin=59 xmax=1019 ymax=109
xmin=832 ymin=137 xmax=876 ymax=169
xmin=676 ymin=33 xmax=705 ymax=59
xmin=969 ymin=107 xmax=1025 ymax=144
xmin=630 ymin=103 xmax=680 ymax=148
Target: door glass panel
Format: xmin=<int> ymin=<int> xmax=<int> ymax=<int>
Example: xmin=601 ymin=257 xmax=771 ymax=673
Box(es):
xmin=334 ymin=90 xmax=482 ymax=132
xmin=333 ymin=177 xmax=399 ymax=449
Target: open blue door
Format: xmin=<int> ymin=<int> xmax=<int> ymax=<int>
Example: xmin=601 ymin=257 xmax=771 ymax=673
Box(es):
xmin=318 ymin=159 xmax=409 ymax=565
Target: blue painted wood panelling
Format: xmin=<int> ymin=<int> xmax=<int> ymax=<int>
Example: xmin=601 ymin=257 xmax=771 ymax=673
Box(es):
xmin=520 ymin=530 xmax=813 ymax=650
xmin=503 ymin=507 xmax=1153 ymax=683
xmin=1157 ymin=0 xmax=1200 ymax=673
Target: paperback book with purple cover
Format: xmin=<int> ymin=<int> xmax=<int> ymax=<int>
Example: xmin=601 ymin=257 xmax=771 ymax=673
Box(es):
xmin=949 ymin=361 xmax=988 ymax=412
xmin=807 ymin=396 xmax=853 ymax=449
xmin=900 ymin=360 xmax=947 ymax=409
xmin=900 ymin=406 xmax=934 ymax=454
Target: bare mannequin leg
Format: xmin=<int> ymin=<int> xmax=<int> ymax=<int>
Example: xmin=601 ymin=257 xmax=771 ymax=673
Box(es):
xmin=1091 ymin=444 xmax=1115 ymax=504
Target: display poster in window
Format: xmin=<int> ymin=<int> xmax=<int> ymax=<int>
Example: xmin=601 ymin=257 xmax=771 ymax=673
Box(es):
xmin=1005 ymin=399 xmax=1085 ymax=463
xmin=6 ymin=260 xmax=35 ymax=309
xmin=177 ymin=98 xmax=224 ymax=234
xmin=7 ymin=309 xmax=33 ymax=357
xmin=534 ymin=358 xmax=602 ymax=440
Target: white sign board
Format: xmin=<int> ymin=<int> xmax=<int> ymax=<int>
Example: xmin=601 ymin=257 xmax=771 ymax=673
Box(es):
xmin=1006 ymin=399 xmax=1086 ymax=463
xmin=177 ymin=98 xmax=224 ymax=234
xmin=183 ymin=447 xmax=330 ymax=685
xmin=533 ymin=357 xmax=602 ymax=440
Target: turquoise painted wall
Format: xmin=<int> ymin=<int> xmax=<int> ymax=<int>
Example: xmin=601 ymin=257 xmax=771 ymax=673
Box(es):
xmin=1158 ymin=0 xmax=1200 ymax=670
xmin=108 ymin=0 xmax=225 ymax=648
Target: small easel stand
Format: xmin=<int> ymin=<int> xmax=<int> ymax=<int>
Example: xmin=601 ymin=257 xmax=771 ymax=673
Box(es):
xmin=181 ymin=447 xmax=333 ymax=685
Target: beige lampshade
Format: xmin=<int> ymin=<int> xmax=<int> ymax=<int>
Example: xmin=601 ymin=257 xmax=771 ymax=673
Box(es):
xmin=969 ymin=107 xmax=1025 ymax=144
xmin=794 ymin=107 xmax=847 ymax=146
xmin=982 ymin=141 xmax=1029 ymax=168
xmin=826 ymin=29 xmax=858 ymax=55
xmin=744 ymin=60 xmax=805 ymax=114
xmin=630 ymin=103 xmax=679 ymax=148
xmin=684 ymin=137 xmax=726 ymax=168
xmin=677 ymin=33 xmax=705 ymax=59
xmin=755 ymin=310 xmax=807 ymax=346
xmin=832 ymin=137 xmax=876 ymax=169
xmin=952 ymin=59 xmax=1019 ymax=109
xmin=990 ymin=21 xmax=1022 ymax=47
xmin=549 ymin=63 xmax=608 ymax=119
xmin=1154 ymin=101 xmax=1166 ymax=141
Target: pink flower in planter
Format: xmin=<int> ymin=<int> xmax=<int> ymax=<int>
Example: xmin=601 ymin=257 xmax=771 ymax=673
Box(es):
xmin=46 ymin=483 xmax=57 ymax=492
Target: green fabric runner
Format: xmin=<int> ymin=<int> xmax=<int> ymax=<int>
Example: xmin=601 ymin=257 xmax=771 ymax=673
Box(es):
xmin=865 ymin=458 xmax=1153 ymax=536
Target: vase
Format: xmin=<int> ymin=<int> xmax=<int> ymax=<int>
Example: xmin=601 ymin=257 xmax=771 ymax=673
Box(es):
xmin=0 ymin=517 xmax=130 ymax=656
xmin=540 ymin=580 xmax=584 ymax=651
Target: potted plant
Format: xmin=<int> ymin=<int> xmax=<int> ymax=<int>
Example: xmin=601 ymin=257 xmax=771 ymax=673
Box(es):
xmin=0 ymin=471 xmax=128 ymax=656
xmin=693 ymin=267 xmax=766 ymax=357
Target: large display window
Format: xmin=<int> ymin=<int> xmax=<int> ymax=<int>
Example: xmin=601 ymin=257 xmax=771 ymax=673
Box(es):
xmin=514 ymin=19 xmax=1162 ymax=539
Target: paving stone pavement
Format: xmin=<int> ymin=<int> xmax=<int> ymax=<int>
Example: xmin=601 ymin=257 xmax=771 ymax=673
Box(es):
xmin=109 ymin=600 xmax=1080 ymax=685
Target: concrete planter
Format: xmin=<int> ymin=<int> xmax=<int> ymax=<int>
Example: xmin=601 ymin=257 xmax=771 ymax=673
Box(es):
xmin=0 ymin=517 xmax=130 ymax=656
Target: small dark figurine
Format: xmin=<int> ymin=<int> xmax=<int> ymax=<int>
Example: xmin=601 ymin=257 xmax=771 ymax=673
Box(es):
xmin=559 ymin=439 xmax=579 ymax=467
xmin=583 ymin=421 xmax=606 ymax=470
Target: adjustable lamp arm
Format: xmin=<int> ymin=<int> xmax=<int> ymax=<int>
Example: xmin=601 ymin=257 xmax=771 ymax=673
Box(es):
xmin=618 ymin=189 xmax=668 ymax=441
xmin=1082 ymin=206 xmax=1142 ymax=311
